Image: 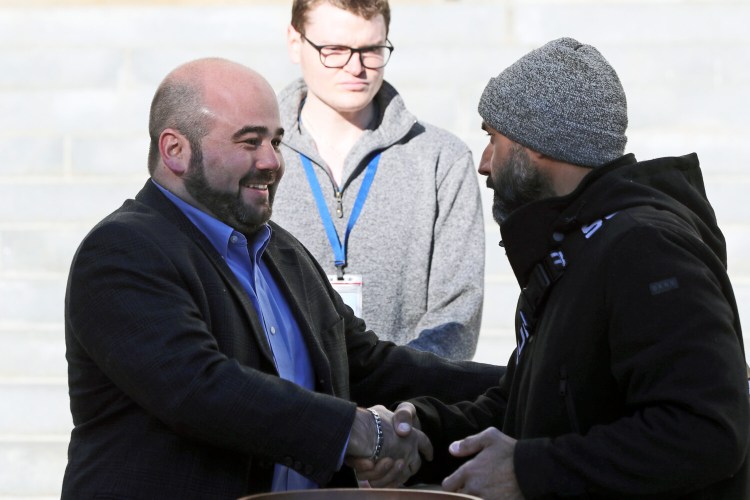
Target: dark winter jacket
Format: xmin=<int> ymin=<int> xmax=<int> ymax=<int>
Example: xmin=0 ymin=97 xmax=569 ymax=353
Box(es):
xmin=413 ymin=153 xmax=749 ymax=499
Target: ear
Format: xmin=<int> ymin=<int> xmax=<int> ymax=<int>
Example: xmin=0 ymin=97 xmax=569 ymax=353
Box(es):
xmin=287 ymin=24 xmax=303 ymax=64
xmin=159 ymin=128 xmax=191 ymax=176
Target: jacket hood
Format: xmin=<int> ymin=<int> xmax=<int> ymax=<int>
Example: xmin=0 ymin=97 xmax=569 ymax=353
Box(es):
xmin=500 ymin=153 xmax=727 ymax=286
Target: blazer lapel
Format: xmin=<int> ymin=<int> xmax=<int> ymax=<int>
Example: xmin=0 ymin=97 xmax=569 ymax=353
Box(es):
xmin=263 ymin=235 xmax=333 ymax=392
xmin=135 ymin=180 xmax=277 ymax=367
xmin=213 ymin=259 xmax=277 ymax=370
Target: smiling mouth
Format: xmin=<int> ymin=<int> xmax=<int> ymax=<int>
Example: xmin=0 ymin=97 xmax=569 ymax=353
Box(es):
xmin=244 ymin=183 xmax=269 ymax=190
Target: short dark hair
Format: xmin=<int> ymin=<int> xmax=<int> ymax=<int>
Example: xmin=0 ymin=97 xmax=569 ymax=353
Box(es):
xmin=291 ymin=0 xmax=391 ymax=36
xmin=147 ymin=81 xmax=210 ymax=175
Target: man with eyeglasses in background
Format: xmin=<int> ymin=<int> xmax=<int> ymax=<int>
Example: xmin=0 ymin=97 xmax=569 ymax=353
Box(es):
xmin=272 ymin=0 xmax=486 ymax=361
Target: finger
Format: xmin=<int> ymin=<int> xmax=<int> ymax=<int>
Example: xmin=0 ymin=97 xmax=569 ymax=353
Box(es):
xmin=416 ymin=429 xmax=434 ymax=461
xmin=407 ymin=455 xmax=422 ymax=479
xmin=346 ymin=457 xmax=376 ymax=473
xmin=367 ymin=459 xmax=407 ymax=488
xmin=393 ymin=402 xmax=416 ymax=437
xmin=354 ymin=457 xmax=394 ymax=482
xmin=442 ymin=465 xmax=466 ymax=493
xmin=389 ymin=459 xmax=416 ymax=489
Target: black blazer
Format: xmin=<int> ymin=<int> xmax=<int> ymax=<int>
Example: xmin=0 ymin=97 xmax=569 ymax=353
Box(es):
xmin=62 ymin=180 xmax=502 ymax=499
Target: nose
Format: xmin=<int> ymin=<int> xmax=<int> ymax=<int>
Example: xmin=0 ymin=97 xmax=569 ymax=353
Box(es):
xmin=256 ymin=142 xmax=282 ymax=172
xmin=477 ymin=143 xmax=492 ymax=177
xmin=343 ymin=51 xmax=365 ymax=75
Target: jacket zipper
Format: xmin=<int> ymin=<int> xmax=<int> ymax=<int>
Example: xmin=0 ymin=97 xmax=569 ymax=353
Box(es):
xmin=335 ymin=190 xmax=344 ymax=218
xmin=559 ymin=365 xmax=581 ymax=434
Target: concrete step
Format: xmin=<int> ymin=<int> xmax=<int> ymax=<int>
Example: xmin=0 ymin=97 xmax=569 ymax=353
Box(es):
xmin=0 ymin=439 xmax=67 ymax=498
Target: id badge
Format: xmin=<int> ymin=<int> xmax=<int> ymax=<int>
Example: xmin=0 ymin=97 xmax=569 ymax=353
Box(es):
xmin=328 ymin=274 xmax=363 ymax=318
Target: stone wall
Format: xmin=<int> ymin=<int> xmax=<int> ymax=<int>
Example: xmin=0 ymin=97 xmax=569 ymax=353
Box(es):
xmin=0 ymin=0 xmax=748 ymax=496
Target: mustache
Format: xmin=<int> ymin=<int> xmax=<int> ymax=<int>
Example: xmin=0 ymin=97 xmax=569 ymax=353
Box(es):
xmin=486 ymin=177 xmax=495 ymax=190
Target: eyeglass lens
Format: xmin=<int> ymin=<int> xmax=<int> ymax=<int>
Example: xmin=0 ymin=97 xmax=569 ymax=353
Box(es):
xmin=320 ymin=46 xmax=391 ymax=69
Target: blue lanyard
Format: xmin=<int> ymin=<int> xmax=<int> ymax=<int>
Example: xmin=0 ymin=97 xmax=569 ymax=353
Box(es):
xmin=299 ymin=153 xmax=381 ymax=279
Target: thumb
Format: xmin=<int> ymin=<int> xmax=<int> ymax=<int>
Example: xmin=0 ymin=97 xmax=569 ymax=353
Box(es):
xmin=448 ymin=430 xmax=492 ymax=458
xmin=393 ymin=402 xmax=416 ymax=437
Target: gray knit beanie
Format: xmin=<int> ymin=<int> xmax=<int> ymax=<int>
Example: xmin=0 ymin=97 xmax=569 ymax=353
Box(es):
xmin=478 ymin=37 xmax=628 ymax=168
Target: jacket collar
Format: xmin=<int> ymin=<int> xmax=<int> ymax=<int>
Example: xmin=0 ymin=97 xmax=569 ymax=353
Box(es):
xmin=277 ymin=78 xmax=417 ymax=172
xmin=134 ymin=180 xmax=339 ymax=389
xmin=499 ymin=153 xmax=722 ymax=288
xmin=135 ymin=180 xmax=279 ymax=365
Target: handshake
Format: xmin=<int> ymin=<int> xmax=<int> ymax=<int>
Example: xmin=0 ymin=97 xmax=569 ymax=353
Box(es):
xmin=344 ymin=402 xmax=430 ymax=488
xmin=343 ymin=403 xmax=523 ymax=498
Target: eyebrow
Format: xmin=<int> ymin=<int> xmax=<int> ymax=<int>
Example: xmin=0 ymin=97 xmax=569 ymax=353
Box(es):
xmin=480 ymin=122 xmax=489 ymax=132
xmin=307 ymin=35 xmax=388 ymax=49
xmin=232 ymin=126 xmax=285 ymax=140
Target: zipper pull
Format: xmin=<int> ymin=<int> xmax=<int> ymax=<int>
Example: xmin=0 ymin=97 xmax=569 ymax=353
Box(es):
xmin=335 ymin=190 xmax=344 ymax=218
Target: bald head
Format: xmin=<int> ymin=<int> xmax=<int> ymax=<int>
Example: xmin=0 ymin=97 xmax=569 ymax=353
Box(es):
xmin=147 ymin=58 xmax=275 ymax=175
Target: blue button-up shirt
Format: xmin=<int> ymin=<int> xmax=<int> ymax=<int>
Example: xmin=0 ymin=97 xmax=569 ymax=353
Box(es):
xmin=154 ymin=181 xmax=317 ymax=491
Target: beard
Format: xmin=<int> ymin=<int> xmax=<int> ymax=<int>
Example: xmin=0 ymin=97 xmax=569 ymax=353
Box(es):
xmin=183 ymin=143 xmax=277 ymax=236
xmin=490 ymin=143 xmax=556 ymax=225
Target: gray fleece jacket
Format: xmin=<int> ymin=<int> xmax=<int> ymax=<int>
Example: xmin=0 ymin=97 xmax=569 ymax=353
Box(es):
xmin=271 ymin=78 xmax=485 ymax=360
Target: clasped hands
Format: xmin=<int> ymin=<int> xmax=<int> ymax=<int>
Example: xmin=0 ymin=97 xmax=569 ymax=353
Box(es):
xmin=346 ymin=403 xmax=524 ymax=499
xmin=345 ymin=403 xmax=432 ymax=488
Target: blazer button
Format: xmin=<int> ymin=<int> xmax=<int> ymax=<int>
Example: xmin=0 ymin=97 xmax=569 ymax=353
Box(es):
xmin=283 ymin=456 xmax=294 ymax=467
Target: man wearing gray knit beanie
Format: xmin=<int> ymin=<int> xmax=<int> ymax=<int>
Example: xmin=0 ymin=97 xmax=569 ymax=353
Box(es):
xmin=478 ymin=36 xmax=629 ymax=224
xmin=395 ymin=37 xmax=749 ymax=499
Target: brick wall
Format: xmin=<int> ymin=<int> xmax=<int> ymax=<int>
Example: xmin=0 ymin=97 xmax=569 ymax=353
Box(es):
xmin=1 ymin=0 xmax=748 ymax=497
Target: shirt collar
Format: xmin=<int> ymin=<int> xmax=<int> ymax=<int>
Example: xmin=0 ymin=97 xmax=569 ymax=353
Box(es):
xmin=151 ymin=179 xmax=271 ymax=259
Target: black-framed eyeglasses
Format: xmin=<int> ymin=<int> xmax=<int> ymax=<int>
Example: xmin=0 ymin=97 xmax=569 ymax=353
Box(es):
xmin=301 ymin=34 xmax=394 ymax=69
